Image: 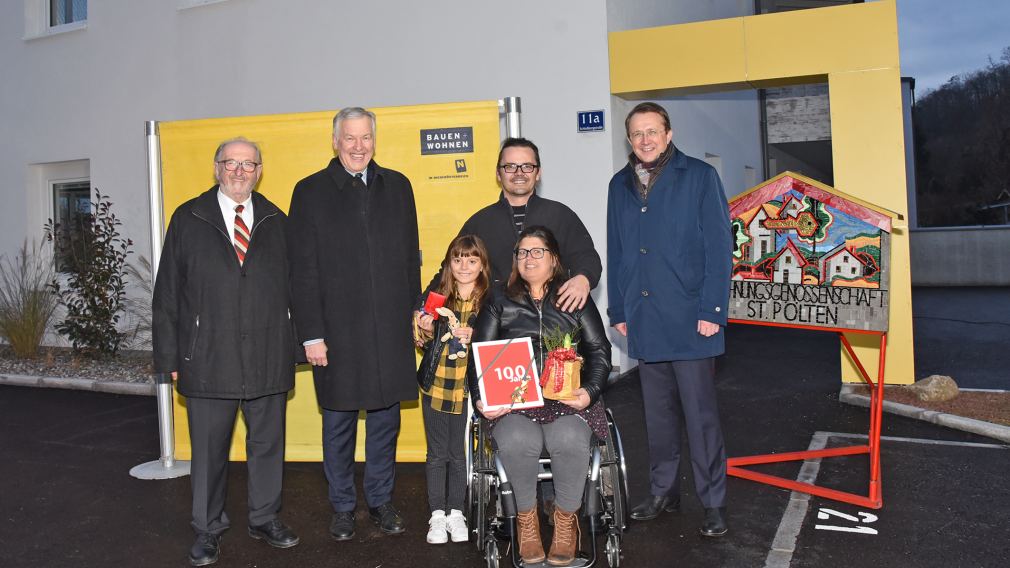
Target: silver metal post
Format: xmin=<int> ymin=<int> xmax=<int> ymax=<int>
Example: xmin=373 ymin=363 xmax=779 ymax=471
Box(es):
xmin=130 ymin=120 xmax=191 ymax=480
xmin=501 ymin=96 xmax=522 ymax=138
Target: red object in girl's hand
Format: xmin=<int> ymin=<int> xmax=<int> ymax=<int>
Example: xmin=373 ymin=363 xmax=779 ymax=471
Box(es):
xmin=423 ymin=292 xmax=447 ymax=319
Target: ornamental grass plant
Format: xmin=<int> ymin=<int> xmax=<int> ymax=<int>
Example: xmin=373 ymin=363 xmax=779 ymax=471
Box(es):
xmin=0 ymin=240 xmax=59 ymax=359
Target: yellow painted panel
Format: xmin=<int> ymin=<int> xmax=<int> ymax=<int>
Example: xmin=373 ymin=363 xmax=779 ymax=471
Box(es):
xmin=744 ymin=1 xmax=899 ymax=82
xmin=162 ymin=100 xmax=502 ymax=461
xmin=829 ymin=68 xmax=914 ymax=384
xmin=609 ymin=17 xmax=747 ymax=96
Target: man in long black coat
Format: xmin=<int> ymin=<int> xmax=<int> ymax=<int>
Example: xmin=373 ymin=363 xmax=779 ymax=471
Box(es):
xmin=153 ymin=138 xmax=299 ymax=566
xmin=287 ymin=107 xmax=421 ymax=540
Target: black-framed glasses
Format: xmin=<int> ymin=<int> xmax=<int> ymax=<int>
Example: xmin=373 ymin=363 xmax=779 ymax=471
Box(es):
xmin=515 ymin=247 xmax=549 ymax=260
xmin=217 ymin=159 xmax=261 ymax=173
xmin=499 ymin=163 xmax=539 ymax=174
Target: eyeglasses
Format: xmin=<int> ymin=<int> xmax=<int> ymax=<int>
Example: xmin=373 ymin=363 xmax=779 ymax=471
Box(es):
xmin=629 ymin=129 xmax=664 ymax=142
xmin=499 ymin=163 xmax=539 ymax=174
xmin=217 ymin=159 xmax=261 ymax=173
xmin=515 ymin=247 xmax=549 ymax=259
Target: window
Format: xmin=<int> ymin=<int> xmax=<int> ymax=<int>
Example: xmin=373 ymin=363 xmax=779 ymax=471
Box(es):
xmin=49 ymin=0 xmax=87 ymax=26
xmin=51 ymin=180 xmax=91 ymax=272
xmin=760 ymin=240 xmax=768 ymax=255
xmin=785 ymin=255 xmax=792 ymax=265
xmin=843 ymin=255 xmax=849 ymax=263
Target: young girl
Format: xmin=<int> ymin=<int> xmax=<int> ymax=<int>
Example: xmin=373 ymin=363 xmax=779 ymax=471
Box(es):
xmin=415 ymin=234 xmax=491 ymax=544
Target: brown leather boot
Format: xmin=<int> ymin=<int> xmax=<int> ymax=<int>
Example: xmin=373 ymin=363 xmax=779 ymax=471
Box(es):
xmin=547 ymin=507 xmax=580 ymax=566
xmin=516 ymin=509 xmax=546 ymax=564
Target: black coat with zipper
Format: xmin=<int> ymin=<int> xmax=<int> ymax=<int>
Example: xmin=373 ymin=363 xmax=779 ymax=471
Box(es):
xmin=152 ymin=187 xmax=295 ymax=399
xmin=466 ymin=284 xmax=612 ymax=408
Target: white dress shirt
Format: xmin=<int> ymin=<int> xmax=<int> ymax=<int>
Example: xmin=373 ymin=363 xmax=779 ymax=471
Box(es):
xmin=217 ymin=190 xmax=253 ymax=247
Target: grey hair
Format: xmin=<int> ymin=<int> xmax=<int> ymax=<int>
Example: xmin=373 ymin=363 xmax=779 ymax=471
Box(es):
xmin=214 ymin=137 xmax=262 ymax=163
xmin=332 ymin=107 xmax=376 ymax=136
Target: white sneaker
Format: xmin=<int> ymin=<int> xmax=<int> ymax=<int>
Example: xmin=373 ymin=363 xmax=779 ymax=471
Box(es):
xmin=447 ymin=509 xmax=469 ymax=543
xmin=427 ymin=510 xmax=448 ymax=544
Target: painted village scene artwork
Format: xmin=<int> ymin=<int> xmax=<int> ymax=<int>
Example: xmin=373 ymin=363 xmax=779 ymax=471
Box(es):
xmin=727 ymin=172 xmax=897 ymax=332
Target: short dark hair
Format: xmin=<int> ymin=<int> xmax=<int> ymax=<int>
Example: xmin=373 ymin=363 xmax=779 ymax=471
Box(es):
xmin=497 ymin=137 xmax=541 ymax=168
xmin=505 ymin=225 xmax=566 ymax=301
xmin=624 ymin=102 xmax=672 ymax=137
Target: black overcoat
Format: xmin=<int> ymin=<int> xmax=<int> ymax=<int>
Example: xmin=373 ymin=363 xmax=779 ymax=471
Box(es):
xmin=152 ymin=187 xmax=295 ymax=399
xmin=287 ymin=159 xmax=421 ymax=411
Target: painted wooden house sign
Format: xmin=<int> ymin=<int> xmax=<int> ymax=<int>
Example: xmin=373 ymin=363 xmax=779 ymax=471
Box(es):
xmin=727 ymin=172 xmax=897 ymax=332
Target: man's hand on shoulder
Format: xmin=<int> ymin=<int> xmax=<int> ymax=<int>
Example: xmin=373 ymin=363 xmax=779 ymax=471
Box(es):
xmin=697 ymin=320 xmax=720 ymax=337
xmin=305 ymin=341 xmax=329 ymax=366
xmin=556 ymin=274 xmax=590 ymax=312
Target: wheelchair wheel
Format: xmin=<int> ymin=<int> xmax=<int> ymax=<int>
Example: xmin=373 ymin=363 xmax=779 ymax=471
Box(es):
xmin=605 ymin=408 xmax=630 ymax=531
xmin=484 ymin=537 xmax=500 ymax=568
xmin=605 ymin=531 xmax=621 ymax=568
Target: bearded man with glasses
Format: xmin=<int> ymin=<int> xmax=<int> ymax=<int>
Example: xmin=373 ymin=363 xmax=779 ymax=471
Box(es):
xmin=416 ymin=137 xmax=601 ymax=327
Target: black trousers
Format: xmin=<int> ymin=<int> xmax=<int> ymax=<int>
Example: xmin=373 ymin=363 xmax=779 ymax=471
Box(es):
xmin=322 ymin=402 xmax=401 ymax=512
xmin=187 ymin=392 xmax=288 ymax=535
xmin=421 ymin=400 xmax=468 ymax=513
xmin=639 ymin=358 xmax=727 ymax=509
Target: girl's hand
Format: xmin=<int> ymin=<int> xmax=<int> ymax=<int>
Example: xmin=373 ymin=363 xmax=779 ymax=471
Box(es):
xmin=476 ymin=400 xmax=510 ymax=420
xmin=415 ymin=311 xmax=435 ymax=333
xmin=453 ymin=326 xmax=474 ymax=345
xmin=559 ymin=388 xmax=591 ymax=411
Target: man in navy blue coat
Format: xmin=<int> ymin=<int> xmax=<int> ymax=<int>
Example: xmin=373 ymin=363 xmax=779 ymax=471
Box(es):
xmin=606 ymin=102 xmax=733 ymax=537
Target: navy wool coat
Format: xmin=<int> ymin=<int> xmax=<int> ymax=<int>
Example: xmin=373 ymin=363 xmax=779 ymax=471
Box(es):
xmin=606 ymin=149 xmax=733 ymax=362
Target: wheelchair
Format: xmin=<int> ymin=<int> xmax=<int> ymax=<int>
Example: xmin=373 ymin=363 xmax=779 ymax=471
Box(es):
xmin=466 ymin=406 xmax=629 ymax=568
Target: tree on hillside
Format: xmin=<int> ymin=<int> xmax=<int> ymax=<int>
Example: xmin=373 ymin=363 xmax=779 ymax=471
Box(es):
xmin=914 ymin=46 xmax=1010 ymax=227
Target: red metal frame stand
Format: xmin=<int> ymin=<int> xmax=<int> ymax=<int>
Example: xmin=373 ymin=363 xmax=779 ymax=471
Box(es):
xmin=726 ymin=319 xmax=886 ymax=509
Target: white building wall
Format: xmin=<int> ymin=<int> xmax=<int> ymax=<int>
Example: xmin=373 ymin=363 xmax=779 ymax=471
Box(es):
xmin=2 ymin=0 xmax=762 ymax=363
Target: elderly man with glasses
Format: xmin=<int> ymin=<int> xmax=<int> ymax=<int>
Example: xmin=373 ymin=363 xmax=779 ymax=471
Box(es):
xmin=417 ymin=137 xmax=602 ymax=319
xmin=153 ymin=137 xmax=300 ymax=566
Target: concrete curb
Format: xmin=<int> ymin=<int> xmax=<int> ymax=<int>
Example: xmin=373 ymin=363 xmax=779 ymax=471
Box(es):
xmin=0 ymin=373 xmax=155 ymax=396
xmin=839 ymin=384 xmax=1010 ymax=444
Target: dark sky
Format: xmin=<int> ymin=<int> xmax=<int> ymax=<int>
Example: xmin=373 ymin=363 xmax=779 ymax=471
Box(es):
xmin=897 ymin=0 xmax=1010 ymax=95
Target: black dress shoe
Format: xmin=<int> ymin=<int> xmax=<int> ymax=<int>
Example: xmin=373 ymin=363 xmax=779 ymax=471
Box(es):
xmin=630 ymin=495 xmax=681 ymax=521
xmin=369 ymin=502 xmax=406 ymax=535
xmin=189 ymin=532 xmax=220 ymax=567
xmin=248 ymin=519 xmax=300 ymax=548
xmin=330 ymin=511 xmax=356 ymax=541
xmin=699 ymin=507 xmax=728 ymax=537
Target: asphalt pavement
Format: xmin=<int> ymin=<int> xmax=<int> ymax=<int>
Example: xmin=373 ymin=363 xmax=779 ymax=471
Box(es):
xmin=1 ymin=287 xmax=1007 ymax=567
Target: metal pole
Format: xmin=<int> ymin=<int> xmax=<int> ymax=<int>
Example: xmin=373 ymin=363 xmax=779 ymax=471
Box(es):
xmin=501 ymin=96 xmax=522 ymax=138
xmin=130 ymin=120 xmax=191 ymax=480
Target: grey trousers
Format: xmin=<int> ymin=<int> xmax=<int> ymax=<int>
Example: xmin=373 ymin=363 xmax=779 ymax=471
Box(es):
xmin=187 ymin=392 xmax=287 ymax=535
xmin=421 ymin=400 xmax=468 ymax=512
xmin=492 ymin=413 xmax=592 ymax=513
xmin=639 ymin=358 xmax=727 ymax=509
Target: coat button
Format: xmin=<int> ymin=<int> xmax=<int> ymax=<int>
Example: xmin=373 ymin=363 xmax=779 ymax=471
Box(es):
xmin=715 ymin=307 xmax=722 ymax=312
xmin=641 ymin=290 xmax=649 ymax=297
xmin=640 ymin=248 xmax=647 ymax=254
xmin=641 ymin=206 xmax=648 ymax=213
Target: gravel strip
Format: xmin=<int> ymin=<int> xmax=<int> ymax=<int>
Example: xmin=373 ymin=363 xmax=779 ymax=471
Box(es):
xmin=0 ymin=346 xmax=154 ymax=384
xmin=839 ymin=384 xmax=1010 ymax=444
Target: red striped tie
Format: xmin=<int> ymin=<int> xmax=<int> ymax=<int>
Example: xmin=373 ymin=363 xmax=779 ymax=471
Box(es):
xmin=233 ymin=204 xmax=250 ymax=265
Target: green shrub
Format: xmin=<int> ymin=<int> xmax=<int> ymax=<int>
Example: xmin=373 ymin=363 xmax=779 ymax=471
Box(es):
xmin=44 ymin=189 xmax=133 ymax=358
xmin=0 ymin=240 xmax=59 ymax=359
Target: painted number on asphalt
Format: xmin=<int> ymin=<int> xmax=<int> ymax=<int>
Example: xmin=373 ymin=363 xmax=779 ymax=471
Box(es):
xmin=815 ymin=508 xmax=879 ymax=535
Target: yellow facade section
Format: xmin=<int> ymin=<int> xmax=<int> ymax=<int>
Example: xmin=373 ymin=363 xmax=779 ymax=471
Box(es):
xmin=609 ymin=1 xmax=914 ymax=383
xmin=160 ymin=100 xmax=502 ymax=461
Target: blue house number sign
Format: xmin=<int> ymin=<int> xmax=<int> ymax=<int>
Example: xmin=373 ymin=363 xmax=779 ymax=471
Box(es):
xmin=577 ymin=110 xmax=605 ymax=133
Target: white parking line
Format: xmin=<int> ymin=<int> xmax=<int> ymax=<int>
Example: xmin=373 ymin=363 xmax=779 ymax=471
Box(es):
xmin=763 ymin=432 xmax=1008 ymax=568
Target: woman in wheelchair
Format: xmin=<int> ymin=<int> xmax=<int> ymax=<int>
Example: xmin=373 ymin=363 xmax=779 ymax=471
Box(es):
xmin=468 ymin=225 xmax=612 ymax=566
